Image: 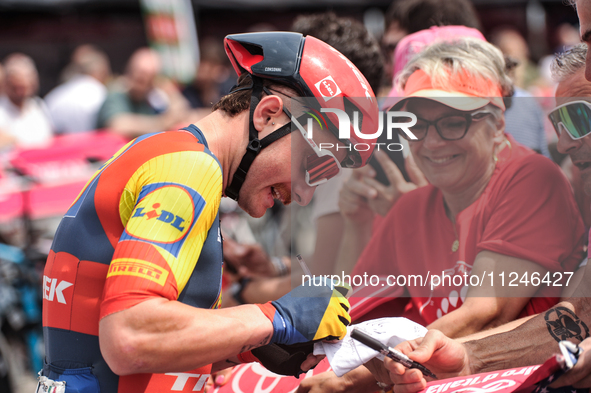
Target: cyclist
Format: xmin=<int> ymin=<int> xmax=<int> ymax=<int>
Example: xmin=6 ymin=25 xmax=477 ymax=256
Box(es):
xmin=40 ymin=32 xmax=379 ymax=393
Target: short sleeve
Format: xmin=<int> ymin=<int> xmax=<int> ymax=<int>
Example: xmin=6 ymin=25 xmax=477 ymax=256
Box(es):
xmin=100 ymin=149 xmax=222 ymax=318
xmin=477 ymin=155 xmax=586 ymax=272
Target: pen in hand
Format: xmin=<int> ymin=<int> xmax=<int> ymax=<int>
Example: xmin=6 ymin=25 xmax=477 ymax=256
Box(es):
xmin=296 ymin=254 xmax=312 ymax=282
xmin=351 ymin=327 xmax=437 ymax=379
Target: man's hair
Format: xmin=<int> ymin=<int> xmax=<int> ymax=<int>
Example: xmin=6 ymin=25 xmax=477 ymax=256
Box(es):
xmin=291 ymin=12 xmax=384 ymax=92
xmin=551 ymin=43 xmax=587 ymax=82
xmin=385 ymin=0 xmax=481 ymax=33
xmin=212 ymin=74 xmax=297 ymax=117
xmin=397 ymin=37 xmax=514 ymax=98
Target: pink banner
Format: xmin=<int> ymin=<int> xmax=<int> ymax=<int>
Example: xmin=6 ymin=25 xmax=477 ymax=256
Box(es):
xmin=215 ymin=355 xmax=565 ymax=393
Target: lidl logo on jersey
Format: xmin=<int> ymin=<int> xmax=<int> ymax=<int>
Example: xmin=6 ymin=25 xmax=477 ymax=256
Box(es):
xmin=132 ymin=202 xmax=187 ymax=233
xmin=122 ymin=182 xmax=206 ymax=257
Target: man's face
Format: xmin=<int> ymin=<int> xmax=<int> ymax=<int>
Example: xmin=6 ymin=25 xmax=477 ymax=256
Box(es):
xmin=6 ymin=70 xmax=37 ymax=107
xmin=127 ymin=66 xmax=157 ymax=102
xmin=577 ymin=0 xmax=591 ymax=80
xmin=556 ymin=69 xmax=591 ymax=195
xmin=237 ymin=110 xmax=346 ymax=218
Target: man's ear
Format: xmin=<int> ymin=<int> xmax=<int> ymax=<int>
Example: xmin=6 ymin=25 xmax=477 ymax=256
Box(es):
xmin=252 ymin=95 xmax=285 ymax=136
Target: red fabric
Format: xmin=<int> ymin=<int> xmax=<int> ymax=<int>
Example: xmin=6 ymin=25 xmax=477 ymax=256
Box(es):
xmin=350 ymin=138 xmax=586 ymax=325
xmin=256 ymin=302 xmax=277 ymax=322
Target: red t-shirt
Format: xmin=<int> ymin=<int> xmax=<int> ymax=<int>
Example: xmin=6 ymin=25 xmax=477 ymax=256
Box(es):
xmin=350 ymin=139 xmax=586 ymax=326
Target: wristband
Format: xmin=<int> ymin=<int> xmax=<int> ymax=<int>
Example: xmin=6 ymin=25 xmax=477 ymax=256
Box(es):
xmin=271 ymin=257 xmax=289 ymax=276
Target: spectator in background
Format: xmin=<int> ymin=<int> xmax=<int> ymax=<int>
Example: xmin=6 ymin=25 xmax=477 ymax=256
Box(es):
xmin=45 ymin=45 xmax=111 ymax=134
xmin=488 ymin=28 xmax=551 ymax=157
xmin=381 ymin=0 xmax=481 ymax=95
xmin=0 ymin=53 xmax=53 ymax=150
xmin=59 ymin=44 xmax=107 ymax=84
xmin=293 ymin=12 xmax=384 ymax=97
xmin=182 ymin=36 xmax=233 ymax=109
xmin=182 ymin=37 xmax=235 ymax=124
xmin=489 ymin=27 xmax=539 ymax=90
xmin=96 ymin=47 xmax=189 ymax=138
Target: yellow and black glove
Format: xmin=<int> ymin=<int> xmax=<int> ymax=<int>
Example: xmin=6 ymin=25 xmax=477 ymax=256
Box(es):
xmin=256 ymin=277 xmax=351 ymax=345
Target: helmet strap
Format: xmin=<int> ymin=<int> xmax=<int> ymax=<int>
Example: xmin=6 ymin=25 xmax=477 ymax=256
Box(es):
xmin=225 ymin=77 xmax=292 ymax=201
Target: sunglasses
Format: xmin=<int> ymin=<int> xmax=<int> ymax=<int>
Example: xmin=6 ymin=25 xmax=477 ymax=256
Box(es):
xmin=265 ymin=87 xmax=342 ymax=187
xmin=292 ymin=115 xmax=342 ymax=186
xmin=548 ymin=100 xmax=591 ymax=140
xmin=396 ymin=110 xmax=494 ymax=141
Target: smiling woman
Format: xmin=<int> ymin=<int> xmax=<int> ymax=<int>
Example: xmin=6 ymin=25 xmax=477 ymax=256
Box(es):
xmin=350 ymin=37 xmax=585 ymax=332
xmin=314 ymin=37 xmax=590 ymax=392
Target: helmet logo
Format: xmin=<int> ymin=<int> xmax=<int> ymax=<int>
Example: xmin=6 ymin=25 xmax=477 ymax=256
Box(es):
xmin=314 ymin=76 xmax=342 ymax=101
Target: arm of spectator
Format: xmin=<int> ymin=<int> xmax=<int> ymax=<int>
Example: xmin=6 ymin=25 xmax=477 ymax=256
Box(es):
xmin=456 ymin=314 xmax=537 ymax=342
xmin=223 ymin=236 xmax=290 ymax=278
xmin=427 ymin=251 xmax=548 ymax=338
xmin=221 ymin=276 xmax=292 ymax=308
xmin=561 ymin=260 xmax=587 ymax=299
xmin=458 ymin=260 xmax=590 ymax=342
xmin=296 ymin=367 xmax=377 ymax=393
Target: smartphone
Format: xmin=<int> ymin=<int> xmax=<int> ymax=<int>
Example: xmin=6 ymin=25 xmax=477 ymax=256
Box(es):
xmin=369 ymin=131 xmax=409 ymax=185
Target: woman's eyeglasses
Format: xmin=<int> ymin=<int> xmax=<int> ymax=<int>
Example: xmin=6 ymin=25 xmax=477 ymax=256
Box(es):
xmin=396 ymin=110 xmax=494 ymax=141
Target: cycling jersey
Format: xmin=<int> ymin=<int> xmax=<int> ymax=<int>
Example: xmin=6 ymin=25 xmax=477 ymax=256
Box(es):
xmin=42 ymin=125 xmax=223 ymax=393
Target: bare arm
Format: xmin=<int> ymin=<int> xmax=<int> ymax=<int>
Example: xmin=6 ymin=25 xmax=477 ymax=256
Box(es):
xmin=465 ymin=297 xmax=591 ymax=373
xmin=428 ymin=251 xmax=548 ymax=338
xmin=456 ymin=314 xmax=536 ymax=342
xmin=99 ymin=297 xmax=273 ymax=376
xmin=465 ymin=259 xmax=591 ymax=372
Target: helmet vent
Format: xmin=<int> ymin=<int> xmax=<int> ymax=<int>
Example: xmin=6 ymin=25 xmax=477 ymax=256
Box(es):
xmin=240 ymin=42 xmax=264 ymax=57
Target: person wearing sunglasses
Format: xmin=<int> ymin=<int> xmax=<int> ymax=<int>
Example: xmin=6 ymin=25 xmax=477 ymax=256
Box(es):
xmin=299 ymin=38 xmax=588 ymax=393
xmin=39 ymin=32 xmax=381 ymax=393
xmin=364 ymin=43 xmax=591 ymax=393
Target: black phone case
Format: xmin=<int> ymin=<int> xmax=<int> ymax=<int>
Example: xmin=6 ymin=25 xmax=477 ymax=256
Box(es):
xmin=369 ymin=131 xmax=409 ymax=185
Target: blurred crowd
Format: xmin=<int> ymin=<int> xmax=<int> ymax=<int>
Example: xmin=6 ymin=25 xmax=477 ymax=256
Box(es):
xmin=0 ymin=1 xmax=579 ymax=155
xmin=0 ymin=39 xmax=239 ymax=152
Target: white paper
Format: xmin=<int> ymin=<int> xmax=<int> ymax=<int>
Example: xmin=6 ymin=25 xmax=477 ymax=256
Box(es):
xmin=313 ymin=317 xmax=427 ymax=377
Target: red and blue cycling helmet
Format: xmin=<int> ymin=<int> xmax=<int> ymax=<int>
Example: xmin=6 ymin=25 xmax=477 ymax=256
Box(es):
xmin=223 ymin=31 xmax=379 ymax=200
